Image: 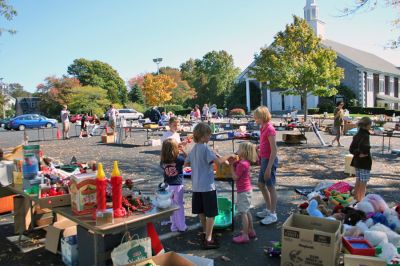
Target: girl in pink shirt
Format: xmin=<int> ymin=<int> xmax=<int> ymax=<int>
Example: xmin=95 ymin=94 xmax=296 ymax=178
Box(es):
xmin=254 ymin=106 xmax=279 ymax=225
xmin=229 ymin=142 xmax=258 ymax=244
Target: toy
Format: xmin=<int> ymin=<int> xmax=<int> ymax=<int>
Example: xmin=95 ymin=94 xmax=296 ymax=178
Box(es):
xmin=342 ymin=207 xmax=366 ymax=226
xmin=307 ymin=199 xmax=323 ymax=218
xmin=342 ymin=237 xmax=375 ymax=256
xmin=329 ymin=190 xmax=354 ymax=207
xmin=264 ymin=241 xmax=281 ymax=258
xmin=355 ymin=194 xmax=389 ymax=214
xmin=379 ymin=242 xmax=400 ymax=264
xmin=364 ymin=230 xmax=388 ymax=246
xmin=385 ymin=208 xmax=400 ymax=234
xmin=369 ymin=223 xmax=400 ymax=246
xmin=372 ymin=212 xmax=396 ymax=231
xmin=324 ymin=182 xmax=353 ymax=197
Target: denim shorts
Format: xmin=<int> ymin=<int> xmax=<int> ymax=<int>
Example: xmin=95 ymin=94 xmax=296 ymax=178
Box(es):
xmin=258 ymin=157 xmax=278 ymax=187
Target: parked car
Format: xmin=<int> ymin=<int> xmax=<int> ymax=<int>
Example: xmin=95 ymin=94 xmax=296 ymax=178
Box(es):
xmin=69 ymin=114 xmax=93 ymax=123
xmin=105 ymin=109 xmax=143 ymax=120
xmin=9 ymin=114 xmax=58 ymax=131
xmin=0 ymin=117 xmax=13 ymax=129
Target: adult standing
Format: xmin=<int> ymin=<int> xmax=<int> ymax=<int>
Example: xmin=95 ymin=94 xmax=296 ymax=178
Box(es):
xmin=202 ymin=104 xmax=210 ymax=120
xmin=331 ymin=101 xmax=345 ymax=147
xmin=149 ymin=106 xmax=161 ymax=124
xmin=193 ymin=105 xmax=201 ymax=120
xmin=60 ymin=105 xmax=70 ymax=139
xmin=210 ymin=104 xmax=217 ymax=118
xmin=107 ymin=104 xmax=119 ymax=133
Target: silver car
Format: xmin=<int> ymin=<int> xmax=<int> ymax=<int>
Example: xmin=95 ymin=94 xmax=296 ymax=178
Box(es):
xmin=117 ymin=109 xmax=144 ymax=120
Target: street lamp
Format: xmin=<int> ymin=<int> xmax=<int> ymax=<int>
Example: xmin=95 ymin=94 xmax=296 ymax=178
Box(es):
xmin=0 ymin=78 xmax=6 ymax=118
xmin=152 ymin=58 xmax=163 ymax=75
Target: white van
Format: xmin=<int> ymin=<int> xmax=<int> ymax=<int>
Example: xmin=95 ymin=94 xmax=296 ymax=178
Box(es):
xmin=117 ymin=109 xmax=144 ymax=120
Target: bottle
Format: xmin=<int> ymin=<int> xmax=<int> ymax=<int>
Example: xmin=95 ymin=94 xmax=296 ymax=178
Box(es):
xmin=96 ymin=163 xmax=107 ymax=211
xmin=111 ymin=161 xmax=126 ymax=218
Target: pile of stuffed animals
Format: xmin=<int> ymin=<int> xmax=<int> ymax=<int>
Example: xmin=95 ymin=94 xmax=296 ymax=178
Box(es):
xmin=299 ymin=189 xmax=400 ymax=264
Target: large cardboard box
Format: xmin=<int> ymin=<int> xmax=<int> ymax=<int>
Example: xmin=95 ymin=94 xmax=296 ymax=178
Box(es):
xmin=45 ymin=219 xmax=77 ymax=254
xmin=129 ymin=252 xmax=195 ymax=266
xmin=343 ymin=254 xmax=386 ymax=266
xmin=281 ymin=214 xmax=342 ymax=266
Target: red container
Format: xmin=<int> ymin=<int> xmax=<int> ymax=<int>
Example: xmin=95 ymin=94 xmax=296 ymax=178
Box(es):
xmin=0 ymin=195 xmax=14 ymax=214
xmin=343 ymin=237 xmax=375 ymax=256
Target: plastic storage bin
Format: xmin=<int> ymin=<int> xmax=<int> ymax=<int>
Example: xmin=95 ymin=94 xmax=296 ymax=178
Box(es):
xmin=214 ymin=197 xmax=235 ymax=229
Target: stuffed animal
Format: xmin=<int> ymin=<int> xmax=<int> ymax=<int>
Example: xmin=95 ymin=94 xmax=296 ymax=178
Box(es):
xmin=372 ymin=213 xmax=396 ymax=231
xmin=384 ymin=208 xmax=400 ymax=234
xmin=369 ymin=223 xmax=400 ymax=246
xmin=355 ymin=194 xmax=389 ymax=214
xmin=364 ymin=230 xmax=388 ymax=246
xmin=311 ymin=196 xmax=332 ymax=216
xmin=379 ymin=242 xmax=400 ymax=264
xmin=307 ymin=199 xmax=323 ymax=218
xmin=342 ymin=207 xmax=366 ymax=226
xmin=329 ymin=190 xmax=354 ymax=207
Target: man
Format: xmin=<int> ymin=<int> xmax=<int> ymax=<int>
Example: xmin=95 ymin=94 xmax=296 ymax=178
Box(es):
xmin=149 ymin=106 xmax=161 ymax=124
xmin=60 ymin=105 xmax=70 ymax=139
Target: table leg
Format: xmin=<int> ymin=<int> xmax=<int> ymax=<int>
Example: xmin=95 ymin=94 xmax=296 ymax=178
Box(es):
xmin=382 ymin=135 xmax=385 ymax=154
xmin=389 ymin=136 xmax=391 ymax=151
xmin=231 ymin=180 xmax=234 ymax=231
xmin=232 ymin=139 xmax=235 ymax=153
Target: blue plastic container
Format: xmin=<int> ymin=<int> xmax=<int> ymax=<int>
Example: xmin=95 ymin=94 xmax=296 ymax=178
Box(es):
xmin=214 ymin=197 xmax=235 ymax=229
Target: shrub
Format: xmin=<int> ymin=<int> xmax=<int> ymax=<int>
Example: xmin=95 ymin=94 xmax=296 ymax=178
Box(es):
xmin=162 ymin=105 xmax=184 ymax=114
xmin=318 ymin=101 xmax=335 ymax=113
xmin=175 ymin=109 xmax=192 ymax=116
xmin=229 ymin=108 xmax=246 ymax=116
xmin=307 ymin=108 xmax=320 ymax=115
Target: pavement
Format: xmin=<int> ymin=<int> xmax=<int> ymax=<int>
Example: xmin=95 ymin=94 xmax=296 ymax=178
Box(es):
xmin=0 ymin=120 xmax=399 ymax=266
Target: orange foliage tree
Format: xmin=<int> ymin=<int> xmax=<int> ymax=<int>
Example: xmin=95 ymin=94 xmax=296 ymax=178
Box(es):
xmin=141 ymin=74 xmax=177 ymax=106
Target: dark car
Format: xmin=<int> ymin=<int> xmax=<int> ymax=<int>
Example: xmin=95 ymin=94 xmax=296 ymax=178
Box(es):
xmin=69 ymin=114 xmax=93 ymax=123
xmin=0 ymin=118 xmax=13 ymax=129
xmin=9 ymin=114 xmax=58 ymax=131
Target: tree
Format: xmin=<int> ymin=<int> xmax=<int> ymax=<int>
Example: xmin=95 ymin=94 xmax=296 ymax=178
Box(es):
xmin=141 ymin=74 xmax=177 ymax=107
xmin=342 ymin=1 xmax=400 ymax=48
xmin=67 ymin=58 xmax=128 ymax=104
xmin=226 ymin=81 xmax=261 ymax=111
xmin=159 ymin=67 xmax=196 ymax=106
xmin=250 ymin=16 xmax=344 ymax=119
xmin=127 ymin=75 xmax=145 ymax=104
xmin=68 ymin=86 xmax=110 ymax=116
xmin=35 ymin=76 xmax=81 ymax=116
xmin=180 ymin=51 xmax=240 ymax=107
xmin=0 ymin=0 xmax=17 ymax=36
xmin=7 ymin=83 xmax=31 ymax=98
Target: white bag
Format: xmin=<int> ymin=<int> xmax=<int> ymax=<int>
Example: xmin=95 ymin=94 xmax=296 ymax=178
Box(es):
xmin=111 ymin=233 xmax=152 ymax=266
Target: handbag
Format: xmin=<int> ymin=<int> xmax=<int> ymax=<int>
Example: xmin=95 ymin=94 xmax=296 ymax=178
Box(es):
xmin=111 ymin=232 xmax=152 ymax=266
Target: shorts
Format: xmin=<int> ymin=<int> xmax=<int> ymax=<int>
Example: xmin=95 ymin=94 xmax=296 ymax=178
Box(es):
xmin=258 ymin=157 xmax=278 ymax=187
xmin=237 ymin=191 xmax=252 ymax=213
xmin=356 ymin=168 xmax=371 ymax=183
xmin=192 ymin=190 xmax=218 ymax=218
xmin=108 ymin=119 xmax=116 ymax=127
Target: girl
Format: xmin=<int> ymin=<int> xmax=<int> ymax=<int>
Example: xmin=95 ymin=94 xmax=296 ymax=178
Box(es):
xmin=185 ymin=122 xmax=232 ymax=249
xmin=229 ymin=142 xmax=257 ymax=244
xmin=331 ymin=101 xmax=345 ymax=147
xmin=160 ymin=139 xmax=187 ymax=232
xmin=254 ymin=106 xmax=279 ymax=225
xmin=349 ymin=117 xmax=372 ymax=202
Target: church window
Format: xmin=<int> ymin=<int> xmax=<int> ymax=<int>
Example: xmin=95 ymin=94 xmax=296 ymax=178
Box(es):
xmin=379 ymin=78 xmax=384 ymax=93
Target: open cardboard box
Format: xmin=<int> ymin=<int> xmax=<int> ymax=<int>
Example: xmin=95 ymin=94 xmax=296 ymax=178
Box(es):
xmin=129 ymin=252 xmax=195 ymax=266
xmin=343 ymin=254 xmax=386 ymax=266
xmin=45 ymin=219 xmax=77 ymax=254
xmin=38 ymin=186 xmax=71 ymax=208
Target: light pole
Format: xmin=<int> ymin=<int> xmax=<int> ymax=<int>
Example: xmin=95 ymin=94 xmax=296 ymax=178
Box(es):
xmin=152 ymin=58 xmax=163 ymax=75
xmin=0 ymin=78 xmax=6 ymax=118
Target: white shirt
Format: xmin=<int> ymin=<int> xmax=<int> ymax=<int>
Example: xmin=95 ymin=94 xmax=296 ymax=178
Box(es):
xmin=61 ymin=110 xmax=69 ymax=123
xmin=107 ymin=108 xmax=118 ymax=120
xmin=161 ymin=131 xmax=181 ymax=143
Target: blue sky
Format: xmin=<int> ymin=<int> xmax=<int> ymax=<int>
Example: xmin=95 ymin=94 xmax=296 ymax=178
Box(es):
xmin=0 ymin=0 xmax=399 ymax=92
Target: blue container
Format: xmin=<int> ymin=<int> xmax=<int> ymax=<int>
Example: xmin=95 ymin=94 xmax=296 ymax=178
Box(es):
xmin=23 ymin=154 xmax=39 ymax=180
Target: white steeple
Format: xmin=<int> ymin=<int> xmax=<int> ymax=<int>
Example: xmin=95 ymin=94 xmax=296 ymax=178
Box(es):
xmin=304 ymin=0 xmax=326 ymax=39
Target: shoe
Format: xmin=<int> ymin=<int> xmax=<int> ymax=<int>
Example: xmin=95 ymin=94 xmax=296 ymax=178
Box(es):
xmin=256 ymin=209 xmax=271 ymax=218
xmin=248 ymin=230 xmax=257 ymax=239
xmin=260 ymin=213 xmax=278 ymax=225
xmin=232 ymin=234 xmax=250 ymax=244
xmin=88 ymin=134 xmax=92 ymax=138
xmin=79 ymin=136 xmax=83 ymax=139
xmin=203 ymin=238 xmax=219 ymax=249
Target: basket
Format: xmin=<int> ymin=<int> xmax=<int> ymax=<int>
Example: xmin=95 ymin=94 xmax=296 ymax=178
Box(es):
xmin=214 ymin=197 xmax=235 ymax=229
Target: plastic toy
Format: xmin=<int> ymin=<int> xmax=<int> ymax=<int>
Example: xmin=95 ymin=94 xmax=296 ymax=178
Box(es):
xmin=265 ymin=241 xmax=282 ymax=258
xmin=342 ymin=237 xmax=375 ymax=256
xmin=307 ymin=199 xmax=323 ymax=217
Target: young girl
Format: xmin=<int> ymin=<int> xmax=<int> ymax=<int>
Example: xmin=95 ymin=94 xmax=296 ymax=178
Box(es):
xmin=254 ymin=106 xmax=279 ymax=225
xmin=161 ymin=117 xmax=181 ymax=144
xmin=185 ymin=122 xmax=232 ymax=249
xmin=349 ymin=117 xmax=372 ymax=202
xmin=229 ymin=142 xmax=257 ymax=244
xmin=160 ymin=139 xmax=187 ymax=232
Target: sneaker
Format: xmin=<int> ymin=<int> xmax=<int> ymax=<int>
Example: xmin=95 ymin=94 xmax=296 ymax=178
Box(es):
xmin=79 ymin=136 xmax=83 ymax=139
xmin=232 ymin=234 xmax=250 ymax=244
xmin=203 ymin=238 xmax=219 ymax=249
xmin=256 ymin=209 xmax=271 ymax=218
xmin=260 ymin=213 xmax=278 ymax=225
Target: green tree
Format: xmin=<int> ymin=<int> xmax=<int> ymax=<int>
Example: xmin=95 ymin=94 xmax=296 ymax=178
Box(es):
xmin=251 ymin=16 xmax=344 ymax=119
xmin=226 ymin=81 xmax=261 ymax=111
xmin=68 ymin=86 xmax=110 ymax=116
xmin=8 ymin=83 xmax=31 ymax=98
xmin=0 ymin=0 xmax=17 ymax=36
xmin=128 ymin=84 xmax=144 ymax=104
xmin=160 ymin=67 xmax=196 ymax=106
xmin=180 ymin=50 xmax=240 ymax=107
xmin=67 ymin=58 xmax=128 ymax=104
xmin=342 ymin=1 xmax=400 ymax=48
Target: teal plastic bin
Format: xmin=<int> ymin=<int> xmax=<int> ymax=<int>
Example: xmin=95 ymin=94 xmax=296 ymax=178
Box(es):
xmin=214 ymin=197 xmax=235 ymax=229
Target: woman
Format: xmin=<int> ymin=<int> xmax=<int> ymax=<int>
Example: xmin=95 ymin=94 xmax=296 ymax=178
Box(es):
xmin=60 ymin=105 xmax=70 ymax=139
xmin=331 ymin=101 xmax=345 ymax=147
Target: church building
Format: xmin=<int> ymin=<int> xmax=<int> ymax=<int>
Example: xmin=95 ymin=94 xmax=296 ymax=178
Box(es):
xmin=236 ymin=0 xmax=400 ymax=112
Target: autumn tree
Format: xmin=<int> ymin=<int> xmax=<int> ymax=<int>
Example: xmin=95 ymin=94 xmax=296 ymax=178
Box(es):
xmin=180 ymin=50 xmax=240 ymax=107
xmin=159 ymin=67 xmax=196 ymax=106
xmin=7 ymin=83 xmax=31 ymax=98
xmin=342 ymin=0 xmax=400 ymax=48
xmin=0 ymin=0 xmax=17 ymax=36
xmin=68 ymin=86 xmax=110 ymax=116
xmin=251 ymin=16 xmax=344 ymax=119
xmin=35 ymin=76 xmax=81 ymax=116
xmin=141 ymin=74 xmax=177 ymax=107
xmin=67 ymin=58 xmax=128 ymax=104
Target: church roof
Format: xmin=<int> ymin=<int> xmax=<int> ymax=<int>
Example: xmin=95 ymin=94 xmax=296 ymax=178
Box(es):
xmin=322 ymin=39 xmax=400 ymax=76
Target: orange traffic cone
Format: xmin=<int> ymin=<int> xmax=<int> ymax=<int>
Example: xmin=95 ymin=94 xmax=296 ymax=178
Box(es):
xmin=57 ymin=129 xmax=62 ymax=139
xmin=146 ymin=222 xmax=164 ymax=255
xmin=105 ymin=124 xmax=109 ymax=134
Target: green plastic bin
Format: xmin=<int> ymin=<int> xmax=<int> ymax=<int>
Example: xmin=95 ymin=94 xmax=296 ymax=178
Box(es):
xmin=214 ymin=197 xmax=235 ymax=229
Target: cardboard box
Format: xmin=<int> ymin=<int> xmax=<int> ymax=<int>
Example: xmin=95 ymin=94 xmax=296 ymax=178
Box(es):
xmin=61 ymin=235 xmax=78 ymax=266
xmin=101 ymin=134 xmax=115 ymax=143
xmin=281 ymin=214 xmax=342 ymax=266
xmin=69 ymin=172 xmax=97 ymax=215
xmin=214 ymin=162 xmax=231 ymax=178
xmin=343 ymin=254 xmax=386 ymax=266
xmin=45 ymin=219 xmax=77 ymax=254
xmin=178 ymin=253 xmax=214 ymax=266
xmin=130 ymin=252 xmax=195 ymax=266
xmin=38 ymin=187 xmax=71 ymax=208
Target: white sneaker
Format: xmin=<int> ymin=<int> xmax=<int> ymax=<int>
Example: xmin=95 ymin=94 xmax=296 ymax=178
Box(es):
xmin=260 ymin=213 xmax=277 ymax=225
xmin=79 ymin=136 xmax=83 ymax=139
xmin=256 ymin=209 xmax=271 ymax=219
